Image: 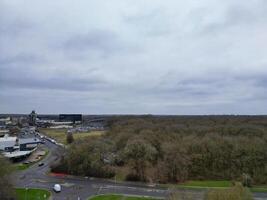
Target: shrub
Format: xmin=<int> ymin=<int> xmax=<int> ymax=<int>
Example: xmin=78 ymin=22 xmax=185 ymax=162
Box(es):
xmin=205 ymin=184 xmax=253 ymax=200
xmin=66 ymin=133 xmax=74 ymax=144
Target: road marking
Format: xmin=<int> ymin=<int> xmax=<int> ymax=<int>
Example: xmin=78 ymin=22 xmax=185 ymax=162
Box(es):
xmin=97 ymin=186 xmax=102 ymax=194
xmin=35 ymin=179 xmax=48 ymax=183
xmin=100 ymin=185 xmax=166 ymax=193
xmin=61 ymin=182 xmax=75 ymax=187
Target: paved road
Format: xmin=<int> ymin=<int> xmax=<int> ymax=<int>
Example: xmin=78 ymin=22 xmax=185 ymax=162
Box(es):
xmin=13 ymin=139 xmax=267 ymax=200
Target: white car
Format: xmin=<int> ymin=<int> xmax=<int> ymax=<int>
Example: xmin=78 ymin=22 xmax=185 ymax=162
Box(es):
xmin=53 ymin=184 xmax=61 ymax=192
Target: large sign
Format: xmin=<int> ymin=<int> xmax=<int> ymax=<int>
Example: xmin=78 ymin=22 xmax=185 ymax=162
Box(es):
xmin=59 ymin=114 xmax=82 ymax=123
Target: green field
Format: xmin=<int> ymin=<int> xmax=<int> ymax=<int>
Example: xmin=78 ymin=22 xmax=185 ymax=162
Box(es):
xmin=40 ymin=128 xmax=105 ymax=144
xmin=16 ymin=188 xmax=50 ymax=200
xmin=89 ymin=195 xmax=159 ymax=200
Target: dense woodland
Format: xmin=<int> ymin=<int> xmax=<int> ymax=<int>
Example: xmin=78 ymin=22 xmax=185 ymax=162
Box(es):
xmin=52 ymin=116 xmax=267 ymax=185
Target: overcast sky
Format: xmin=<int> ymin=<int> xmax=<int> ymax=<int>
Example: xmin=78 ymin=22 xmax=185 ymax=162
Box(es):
xmin=1 ymin=0 xmax=267 ymax=115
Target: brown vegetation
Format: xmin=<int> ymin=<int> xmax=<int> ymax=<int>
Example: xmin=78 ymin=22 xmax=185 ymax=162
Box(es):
xmin=205 ymin=183 xmax=253 ymax=200
xmin=52 ymin=116 xmax=267 ymax=185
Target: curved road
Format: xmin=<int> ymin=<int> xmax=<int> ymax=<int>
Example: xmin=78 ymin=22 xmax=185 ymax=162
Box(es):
xmin=13 ymin=140 xmax=267 ymax=200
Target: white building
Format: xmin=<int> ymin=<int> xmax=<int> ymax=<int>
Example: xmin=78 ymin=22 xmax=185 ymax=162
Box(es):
xmin=0 ymin=135 xmax=18 ymax=152
xmin=0 ymin=135 xmax=41 ymax=159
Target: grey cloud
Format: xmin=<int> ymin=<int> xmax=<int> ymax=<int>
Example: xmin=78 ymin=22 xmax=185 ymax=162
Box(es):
xmin=0 ymin=75 xmax=108 ymax=92
xmin=124 ymin=8 xmax=171 ymax=37
xmin=0 ymin=53 xmax=44 ymax=66
xmin=189 ymin=2 xmax=267 ymax=36
xmin=61 ymin=30 xmax=125 ymax=58
xmin=1 ymin=0 xmax=267 ymax=114
xmin=0 ymin=18 xmax=34 ymax=37
xmin=0 ymin=2 xmax=35 ymax=37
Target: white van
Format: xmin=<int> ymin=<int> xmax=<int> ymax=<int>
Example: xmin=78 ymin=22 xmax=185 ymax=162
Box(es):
xmin=53 ymin=184 xmax=61 ymax=192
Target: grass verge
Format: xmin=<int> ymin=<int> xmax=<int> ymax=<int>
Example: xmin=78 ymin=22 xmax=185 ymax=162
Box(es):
xmin=161 ymin=180 xmax=232 ymax=190
xmin=250 ymin=187 xmax=267 ymax=193
xmin=88 ymin=194 xmax=160 ymax=200
xmin=179 ymin=180 xmax=232 ymax=188
xmin=162 ymin=180 xmax=267 ymax=193
xmin=16 ymin=188 xmax=50 ymax=200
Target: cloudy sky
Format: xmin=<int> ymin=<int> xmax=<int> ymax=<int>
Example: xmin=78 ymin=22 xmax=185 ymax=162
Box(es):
xmin=1 ymin=0 xmax=267 ymax=114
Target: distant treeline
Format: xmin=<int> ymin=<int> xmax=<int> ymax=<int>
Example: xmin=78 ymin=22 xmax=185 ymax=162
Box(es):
xmin=52 ymin=115 xmax=267 ymax=184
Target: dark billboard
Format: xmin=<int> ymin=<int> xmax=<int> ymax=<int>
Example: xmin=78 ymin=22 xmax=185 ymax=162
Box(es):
xmin=59 ymin=114 xmax=82 ymax=123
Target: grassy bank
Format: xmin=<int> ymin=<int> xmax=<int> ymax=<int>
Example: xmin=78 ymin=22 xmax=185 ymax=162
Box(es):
xmin=88 ymin=194 xmax=159 ymax=200
xmin=14 ymin=149 xmax=49 ymax=171
xmin=40 ymin=128 xmax=105 ymax=144
xmin=15 ymin=164 xmax=29 ymax=170
xmin=16 ymin=188 xmax=50 ymax=200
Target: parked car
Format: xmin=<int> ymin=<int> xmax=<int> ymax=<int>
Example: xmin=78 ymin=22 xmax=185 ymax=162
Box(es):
xmin=53 ymin=184 xmax=61 ymax=192
xmin=38 ymin=162 xmax=44 ymax=167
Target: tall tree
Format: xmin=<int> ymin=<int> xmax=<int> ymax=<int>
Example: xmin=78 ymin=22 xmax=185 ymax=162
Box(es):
xmin=124 ymin=138 xmax=157 ymax=181
xmin=162 ymin=142 xmax=191 ymax=182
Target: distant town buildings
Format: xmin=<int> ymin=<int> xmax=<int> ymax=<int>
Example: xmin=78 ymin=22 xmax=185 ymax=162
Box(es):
xmin=0 ymin=117 xmax=12 ymax=127
xmin=0 ymin=111 xmax=105 ymax=160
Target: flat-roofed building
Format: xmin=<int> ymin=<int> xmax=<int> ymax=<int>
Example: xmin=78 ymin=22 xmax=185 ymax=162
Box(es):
xmin=0 ymin=135 xmax=18 ymax=152
xmin=19 ymin=138 xmax=40 ymax=151
xmin=0 ymin=135 xmax=41 ymax=159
